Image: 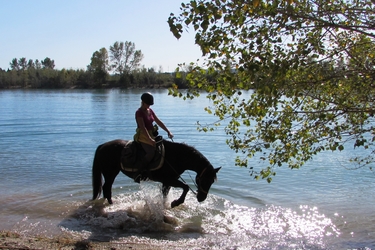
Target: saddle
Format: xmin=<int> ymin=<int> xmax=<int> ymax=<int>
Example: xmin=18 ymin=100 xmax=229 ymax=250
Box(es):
xmin=120 ymin=136 xmax=165 ymax=172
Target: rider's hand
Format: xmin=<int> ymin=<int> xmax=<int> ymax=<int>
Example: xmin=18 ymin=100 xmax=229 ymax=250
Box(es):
xmin=168 ymin=132 xmax=174 ymax=139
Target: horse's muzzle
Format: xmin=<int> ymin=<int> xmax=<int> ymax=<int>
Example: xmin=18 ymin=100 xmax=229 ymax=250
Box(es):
xmin=197 ymin=192 xmax=207 ymax=202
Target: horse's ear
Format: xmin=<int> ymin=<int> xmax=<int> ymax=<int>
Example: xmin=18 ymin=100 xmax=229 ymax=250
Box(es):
xmin=215 ymin=167 xmax=221 ymax=173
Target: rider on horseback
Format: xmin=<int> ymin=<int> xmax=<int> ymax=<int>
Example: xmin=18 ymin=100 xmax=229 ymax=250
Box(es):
xmin=133 ymin=92 xmax=174 ymax=182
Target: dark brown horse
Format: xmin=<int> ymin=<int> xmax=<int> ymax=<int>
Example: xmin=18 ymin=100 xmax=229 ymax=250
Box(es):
xmin=92 ymin=139 xmax=220 ymax=208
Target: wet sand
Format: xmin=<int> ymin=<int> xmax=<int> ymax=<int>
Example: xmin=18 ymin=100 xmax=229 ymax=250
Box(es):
xmin=0 ymin=230 xmax=166 ymax=250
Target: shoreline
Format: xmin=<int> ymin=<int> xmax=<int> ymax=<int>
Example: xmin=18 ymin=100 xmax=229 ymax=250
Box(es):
xmin=0 ymin=230 xmax=164 ymax=250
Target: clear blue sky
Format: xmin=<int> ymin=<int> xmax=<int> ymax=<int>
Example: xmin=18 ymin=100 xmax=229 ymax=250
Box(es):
xmin=0 ymin=0 xmax=202 ymax=72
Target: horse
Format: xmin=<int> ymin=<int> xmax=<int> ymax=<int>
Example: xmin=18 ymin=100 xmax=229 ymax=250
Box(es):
xmin=92 ymin=139 xmax=221 ymax=208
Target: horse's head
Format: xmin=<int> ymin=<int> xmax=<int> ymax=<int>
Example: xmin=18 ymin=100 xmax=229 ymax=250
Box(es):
xmin=196 ymin=166 xmax=221 ymax=202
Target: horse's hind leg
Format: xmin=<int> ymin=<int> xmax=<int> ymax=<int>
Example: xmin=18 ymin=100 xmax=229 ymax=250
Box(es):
xmin=102 ymin=174 xmax=116 ymax=204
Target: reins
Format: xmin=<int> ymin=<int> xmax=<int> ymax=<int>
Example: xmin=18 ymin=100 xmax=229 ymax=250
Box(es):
xmin=179 ymin=169 xmax=198 ymax=195
xmin=162 ymin=137 xmax=200 ymax=195
xmin=163 ymin=155 xmax=198 ymax=195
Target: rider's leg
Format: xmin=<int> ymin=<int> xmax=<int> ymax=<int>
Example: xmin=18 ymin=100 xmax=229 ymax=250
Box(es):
xmin=135 ymin=142 xmax=155 ymax=181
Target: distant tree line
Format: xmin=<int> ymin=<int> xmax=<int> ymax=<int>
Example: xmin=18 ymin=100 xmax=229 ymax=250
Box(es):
xmin=0 ymin=41 xmax=190 ymax=89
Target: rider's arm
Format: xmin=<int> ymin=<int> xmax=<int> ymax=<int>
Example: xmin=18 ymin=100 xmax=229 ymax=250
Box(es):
xmin=153 ymin=113 xmax=174 ymax=139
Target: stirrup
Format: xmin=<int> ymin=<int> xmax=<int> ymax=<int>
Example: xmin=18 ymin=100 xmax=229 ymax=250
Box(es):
xmin=155 ymin=135 xmax=163 ymax=146
xmin=155 ymin=135 xmax=163 ymax=142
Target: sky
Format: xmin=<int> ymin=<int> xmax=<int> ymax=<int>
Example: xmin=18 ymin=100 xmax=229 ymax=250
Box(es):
xmin=0 ymin=0 xmax=202 ymax=72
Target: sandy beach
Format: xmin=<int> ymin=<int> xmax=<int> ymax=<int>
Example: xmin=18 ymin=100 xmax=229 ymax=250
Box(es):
xmin=0 ymin=231 xmax=165 ymax=250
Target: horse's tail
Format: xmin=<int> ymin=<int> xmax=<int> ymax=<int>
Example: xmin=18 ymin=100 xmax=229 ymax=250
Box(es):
xmin=92 ymin=144 xmax=103 ymax=200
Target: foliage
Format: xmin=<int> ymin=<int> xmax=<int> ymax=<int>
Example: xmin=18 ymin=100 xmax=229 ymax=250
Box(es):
xmin=0 ymin=64 xmax=181 ymax=89
xmin=41 ymin=57 xmax=55 ymax=69
xmin=168 ymin=0 xmax=375 ymax=182
xmin=109 ymin=41 xmax=144 ymax=75
xmin=88 ymin=48 xmax=110 ymax=86
xmin=1 ymin=39 xmax=190 ymax=89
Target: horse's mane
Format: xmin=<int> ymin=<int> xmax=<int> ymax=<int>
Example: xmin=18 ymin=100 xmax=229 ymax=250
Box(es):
xmin=163 ymin=140 xmax=211 ymax=166
xmin=163 ymin=140 xmax=218 ymax=181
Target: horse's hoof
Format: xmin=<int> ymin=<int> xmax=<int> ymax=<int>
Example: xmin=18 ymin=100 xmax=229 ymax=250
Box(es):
xmin=171 ymin=200 xmax=179 ymax=208
xmin=108 ymin=198 xmax=113 ymax=204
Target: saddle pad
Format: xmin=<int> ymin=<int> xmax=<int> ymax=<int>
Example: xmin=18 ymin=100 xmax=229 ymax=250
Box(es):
xmin=121 ymin=141 xmax=165 ymax=172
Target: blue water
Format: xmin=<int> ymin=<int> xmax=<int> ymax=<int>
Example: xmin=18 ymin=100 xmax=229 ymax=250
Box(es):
xmin=0 ymin=89 xmax=374 ymax=249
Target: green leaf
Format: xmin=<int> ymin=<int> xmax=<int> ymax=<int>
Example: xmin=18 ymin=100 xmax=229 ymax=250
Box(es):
xmin=169 ymin=0 xmax=375 ymax=182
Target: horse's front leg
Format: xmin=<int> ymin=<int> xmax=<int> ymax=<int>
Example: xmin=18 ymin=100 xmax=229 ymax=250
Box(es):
xmin=164 ymin=180 xmax=189 ymax=208
xmin=162 ymin=184 xmax=171 ymax=198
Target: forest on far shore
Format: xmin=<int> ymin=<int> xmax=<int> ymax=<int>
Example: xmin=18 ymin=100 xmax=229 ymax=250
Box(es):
xmin=0 ymin=41 xmax=191 ymax=89
xmin=0 ymin=62 xmax=187 ymax=89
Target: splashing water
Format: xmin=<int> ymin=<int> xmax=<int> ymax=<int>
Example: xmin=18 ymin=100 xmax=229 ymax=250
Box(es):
xmin=56 ymin=181 xmax=339 ymax=249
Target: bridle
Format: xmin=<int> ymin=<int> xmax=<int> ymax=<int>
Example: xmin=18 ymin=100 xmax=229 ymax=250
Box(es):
xmin=168 ymin=160 xmax=211 ymax=196
xmin=195 ymin=167 xmax=211 ymax=195
xmin=181 ymin=167 xmax=210 ymax=195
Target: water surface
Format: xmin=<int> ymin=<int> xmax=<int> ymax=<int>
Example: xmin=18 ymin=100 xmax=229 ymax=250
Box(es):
xmin=0 ymin=89 xmax=374 ymax=249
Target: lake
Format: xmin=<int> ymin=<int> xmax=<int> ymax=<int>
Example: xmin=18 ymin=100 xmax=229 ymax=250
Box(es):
xmin=0 ymin=89 xmax=374 ymax=249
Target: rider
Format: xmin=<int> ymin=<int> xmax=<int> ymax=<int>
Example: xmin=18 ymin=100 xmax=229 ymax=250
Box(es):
xmin=133 ymin=92 xmax=173 ymax=181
